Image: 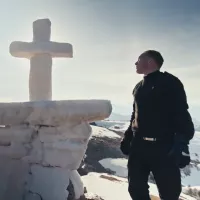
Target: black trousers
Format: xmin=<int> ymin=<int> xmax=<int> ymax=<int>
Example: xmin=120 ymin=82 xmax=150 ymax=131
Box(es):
xmin=127 ymin=138 xmax=182 ymax=200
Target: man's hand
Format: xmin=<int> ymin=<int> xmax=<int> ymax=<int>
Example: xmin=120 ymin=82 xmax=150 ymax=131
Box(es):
xmin=120 ymin=125 xmax=134 ymax=156
xmin=120 ymin=138 xmax=131 ymax=156
xmin=168 ymin=136 xmax=191 ymax=168
xmin=179 ymin=145 xmax=191 ymax=168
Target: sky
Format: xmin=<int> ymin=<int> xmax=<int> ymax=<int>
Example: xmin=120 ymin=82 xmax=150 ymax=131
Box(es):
xmin=0 ymin=0 xmax=200 ymax=118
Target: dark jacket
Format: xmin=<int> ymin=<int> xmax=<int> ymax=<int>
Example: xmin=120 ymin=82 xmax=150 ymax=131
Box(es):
xmin=123 ymin=70 xmax=195 ymax=144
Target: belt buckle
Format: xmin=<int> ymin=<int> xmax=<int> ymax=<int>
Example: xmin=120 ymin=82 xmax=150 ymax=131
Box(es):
xmin=143 ymin=137 xmax=157 ymax=141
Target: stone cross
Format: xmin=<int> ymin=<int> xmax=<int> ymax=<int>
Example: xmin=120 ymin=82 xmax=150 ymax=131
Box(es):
xmin=9 ymin=18 xmax=73 ymax=101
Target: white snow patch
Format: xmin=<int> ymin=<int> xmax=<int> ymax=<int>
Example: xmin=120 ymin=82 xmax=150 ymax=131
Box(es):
xmin=181 ymin=131 xmax=200 ymax=187
xmin=183 ymin=185 xmax=200 ymax=191
xmin=82 ymin=172 xmax=130 ymax=200
xmin=91 ymin=126 xmax=120 ymax=138
xmin=82 ymin=172 xmax=196 ymax=200
xmin=99 ymin=158 xmax=128 ymax=178
xmin=99 ymin=157 xmax=200 ymax=189
xmin=69 ymin=170 xmax=84 ymax=199
xmin=94 ymin=125 xmax=200 ymax=187
xmin=182 ymin=186 xmax=200 ymax=199
xmin=182 ymin=164 xmax=200 ymax=186
xmin=190 ymin=131 xmax=200 ymax=160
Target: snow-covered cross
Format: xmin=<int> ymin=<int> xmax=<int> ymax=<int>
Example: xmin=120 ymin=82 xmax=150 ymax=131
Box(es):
xmin=9 ymin=18 xmax=73 ymax=101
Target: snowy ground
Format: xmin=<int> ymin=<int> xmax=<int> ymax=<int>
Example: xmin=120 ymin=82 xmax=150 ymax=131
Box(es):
xmin=190 ymin=131 xmax=200 ymax=161
xmin=99 ymin=157 xmax=200 ymax=186
xmin=99 ymin=158 xmax=128 ymax=178
xmin=85 ymin=124 xmax=200 ymax=199
xmin=91 ymin=124 xmax=200 ymax=186
xmin=182 ymin=164 xmax=200 ymax=186
xmin=82 ymin=172 xmax=196 ymax=200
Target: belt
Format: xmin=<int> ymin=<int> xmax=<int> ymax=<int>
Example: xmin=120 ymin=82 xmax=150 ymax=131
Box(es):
xmin=132 ymin=132 xmax=158 ymax=141
xmin=143 ymin=137 xmax=157 ymax=141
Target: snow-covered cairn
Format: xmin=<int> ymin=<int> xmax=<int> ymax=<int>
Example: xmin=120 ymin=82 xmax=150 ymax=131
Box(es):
xmin=0 ymin=100 xmax=112 ymax=200
xmin=0 ymin=18 xmax=112 ymax=200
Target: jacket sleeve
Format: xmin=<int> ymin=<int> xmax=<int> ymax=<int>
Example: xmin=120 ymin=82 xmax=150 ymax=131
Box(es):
xmin=122 ymin=81 xmax=141 ymax=142
xmin=120 ymin=102 xmax=135 ymax=155
xmin=172 ymin=78 xmax=195 ymax=142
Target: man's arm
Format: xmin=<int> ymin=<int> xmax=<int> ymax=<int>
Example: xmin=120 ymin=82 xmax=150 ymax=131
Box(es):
xmin=172 ymin=78 xmax=195 ymax=143
xmin=120 ymin=81 xmax=142 ymax=155
xmin=123 ymin=103 xmax=135 ymax=141
xmin=120 ymin=103 xmax=135 ymax=155
xmin=123 ymin=81 xmax=141 ymax=142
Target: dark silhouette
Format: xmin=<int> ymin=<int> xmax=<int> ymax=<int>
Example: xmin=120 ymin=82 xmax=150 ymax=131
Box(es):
xmin=120 ymin=50 xmax=195 ymax=200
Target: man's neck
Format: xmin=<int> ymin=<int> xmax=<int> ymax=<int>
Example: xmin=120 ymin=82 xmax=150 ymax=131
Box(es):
xmin=144 ymin=69 xmax=159 ymax=76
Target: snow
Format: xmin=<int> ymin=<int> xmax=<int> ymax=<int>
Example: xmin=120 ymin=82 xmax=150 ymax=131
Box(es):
xmin=182 ymin=186 xmax=200 ymax=199
xmin=181 ymin=164 xmax=200 ymax=186
xmin=69 ymin=170 xmax=84 ymax=199
xmin=190 ymin=131 xmax=200 ymax=161
xmin=183 ymin=185 xmax=200 ymax=191
xmin=181 ymin=131 xmax=200 ymax=187
xmin=96 ymin=125 xmax=200 ymax=187
xmin=82 ymin=172 xmax=196 ymax=200
xmin=98 ymin=157 xmax=199 ymax=197
xmin=82 ymin=172 xmax=131 ymax=200
xmin=91 ymin=126 xmax=120 ymax=138
xmin=98 ymin=158 xmax=198 ymax=198
xmin=89 ymin=124 xmax=200 ymax=199
xmin=99 ymin=157 xmax=200 ymax=187
xmin=99 ymin=158 xmax=128 ymax=178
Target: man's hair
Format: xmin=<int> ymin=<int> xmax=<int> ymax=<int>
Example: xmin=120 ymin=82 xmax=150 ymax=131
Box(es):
xmin=143 ymin=50 xmax=164 ymax=68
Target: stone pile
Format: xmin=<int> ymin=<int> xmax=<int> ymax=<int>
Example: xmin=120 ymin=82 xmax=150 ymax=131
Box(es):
xmin=0 ymin=100 xmax=112 ymax=200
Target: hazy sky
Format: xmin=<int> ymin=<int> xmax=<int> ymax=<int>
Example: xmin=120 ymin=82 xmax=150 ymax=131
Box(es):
xmin=0 ymin=0 xmax=200 ymax=118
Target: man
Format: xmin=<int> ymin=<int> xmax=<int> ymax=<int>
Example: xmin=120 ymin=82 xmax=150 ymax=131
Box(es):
xmin=120 ymin=50 xmax=195 ymax=200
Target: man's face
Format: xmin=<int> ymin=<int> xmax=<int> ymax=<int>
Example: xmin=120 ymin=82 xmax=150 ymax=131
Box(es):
xmin=135 ymin=54 xmax=150 ymax=74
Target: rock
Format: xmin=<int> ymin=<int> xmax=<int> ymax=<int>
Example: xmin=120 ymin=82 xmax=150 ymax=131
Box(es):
xmin=0 ymin=142 xmax=28 ymax=159
xmin=3 ymin=16 xmax=113 ymax=200
xmin=100 ymin=174 xmax=124 ymax=182
xmin=29 ymin=165 xmax=70 ymax=200
xmin=23 ymin=137 xmax=43 ymax=164
xmin=89 ymin=122 xmax=97 ymax=126
xmin=0 ymin=121 xmax=110 ymax=200
xmin=0 ymin=158 xmax=30 ymax=200
xmin=0 ymin=125 xmax=34 ymax=144
xmin=24 ymin=192 xmax=42 ymax=200
xmin=79 ymin=134 xmax=126 ymax=175
xmin=0 ymin=100 xmax=112 ymax=126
